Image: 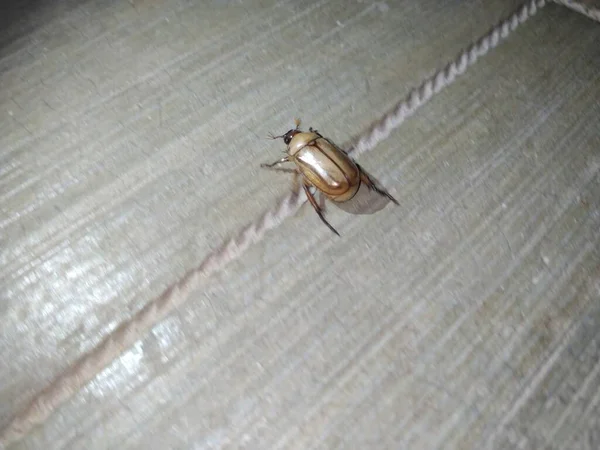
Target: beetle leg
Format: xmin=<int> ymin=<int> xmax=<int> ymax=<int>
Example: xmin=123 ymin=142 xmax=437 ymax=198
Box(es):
xmin=302 ymin=183 xmax=340 ymax=237
xmin=261 ymin=156 xmax=290 ymax=169
xmin=357 ymin=164 xmax=400 ymax=206
xmin=267 ymin=132 xmax=283 ymax=140
xmin=318 ymin=192 xmax=327 ymax=211
xmin=261 ymin=166 xmax=297 ymax=174
xmin=291 ymin=171 xmax=301 ymax=192
xmin=308 ymin=127 xmax=325 ymax=139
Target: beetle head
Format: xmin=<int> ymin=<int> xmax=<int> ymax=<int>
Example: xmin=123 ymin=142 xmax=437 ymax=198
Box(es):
xmin=282 ymin=129 xmax=299 ymax=145
xmin=269 ymin=119 xmax=302 ymax=146
xmin=268 ymin=129 xmax=300 ymax=146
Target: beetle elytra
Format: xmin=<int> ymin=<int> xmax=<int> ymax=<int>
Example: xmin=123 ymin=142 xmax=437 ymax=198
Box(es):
xmin=261 ymin=119 xmax=399 ymax=236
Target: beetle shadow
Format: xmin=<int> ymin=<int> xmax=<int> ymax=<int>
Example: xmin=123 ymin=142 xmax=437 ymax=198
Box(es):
xmin=327 ymin=167 xmax=396 ymax=215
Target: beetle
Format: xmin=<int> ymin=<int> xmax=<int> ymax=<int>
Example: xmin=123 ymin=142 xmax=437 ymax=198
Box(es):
xmin=261 ymin=119 xmax=399 ymax=236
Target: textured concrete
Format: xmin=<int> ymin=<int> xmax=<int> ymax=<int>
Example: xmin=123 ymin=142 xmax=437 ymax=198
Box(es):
xmin=1 ymin=0 xmax=599 ymax=449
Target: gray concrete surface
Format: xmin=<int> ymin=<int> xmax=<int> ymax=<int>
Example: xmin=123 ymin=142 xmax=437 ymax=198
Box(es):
xmin=1 ymin=0 xmax=599 ymax=448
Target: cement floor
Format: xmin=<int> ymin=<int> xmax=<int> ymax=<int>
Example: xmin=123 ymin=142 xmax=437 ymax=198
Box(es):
xmin=1 ymin=1 xmax=599 ymax=448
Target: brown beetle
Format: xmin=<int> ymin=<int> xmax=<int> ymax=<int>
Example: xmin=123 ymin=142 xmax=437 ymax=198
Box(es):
xmin=261 ymin=119 xmax=399 ymax=236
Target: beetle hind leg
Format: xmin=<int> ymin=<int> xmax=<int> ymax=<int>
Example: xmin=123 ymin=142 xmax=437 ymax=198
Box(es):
xmin=357 ymin=164 xmax=399 ymax=205
xmin=302 ymin=183 xmax=340 ymax=236
xmin=318 ymin=192 xmax=327 ymax=211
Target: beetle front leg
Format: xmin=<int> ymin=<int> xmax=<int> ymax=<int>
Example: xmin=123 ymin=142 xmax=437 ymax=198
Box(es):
xmin=261 ymin=156 xmax=290 ymax=169
xmin=302 ymin=182 xmax=340 ymax=237
xmin=357 ymin=164 xmax=400 ymax=206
